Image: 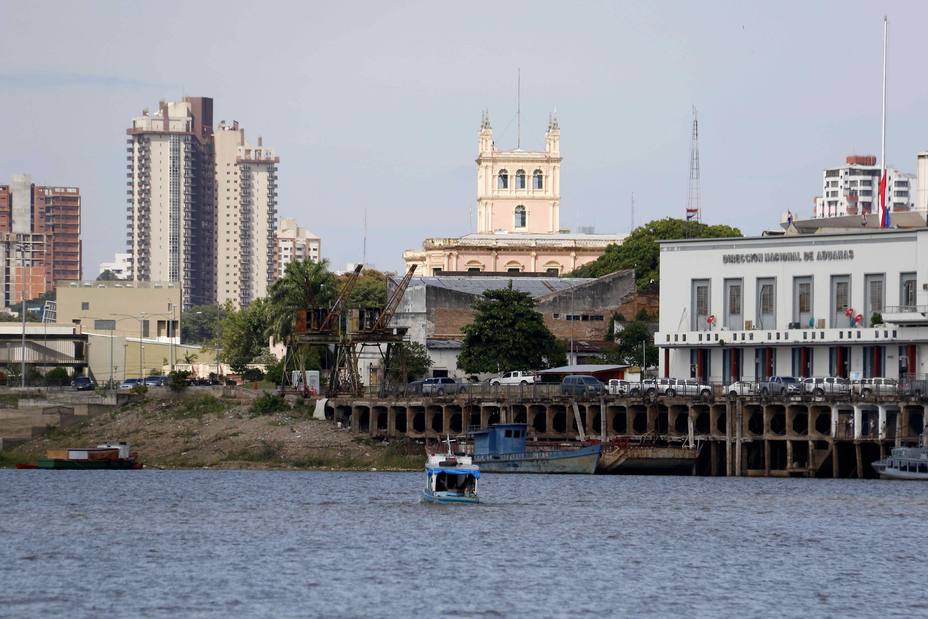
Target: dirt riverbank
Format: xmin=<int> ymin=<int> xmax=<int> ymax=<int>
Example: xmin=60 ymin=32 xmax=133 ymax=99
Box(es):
xmin=0 ymin=392 xmax=423 ymax=470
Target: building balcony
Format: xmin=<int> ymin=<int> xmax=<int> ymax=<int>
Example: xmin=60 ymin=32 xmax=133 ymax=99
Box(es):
xmin=882 ymin=306 xmax=928 ymax=326
xmin=656 ymin=324 xmax=925 ymax=349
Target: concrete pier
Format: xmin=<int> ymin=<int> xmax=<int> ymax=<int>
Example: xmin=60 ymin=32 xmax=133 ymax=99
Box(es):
xmin=326 ymin=394 xmax=927 ymax=478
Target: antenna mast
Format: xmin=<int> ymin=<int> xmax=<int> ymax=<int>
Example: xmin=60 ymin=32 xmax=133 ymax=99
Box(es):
xmin=686 ymin=106 xmax=701 ymax=223
xmin=517 ymin=68 xmax=521 ymax=149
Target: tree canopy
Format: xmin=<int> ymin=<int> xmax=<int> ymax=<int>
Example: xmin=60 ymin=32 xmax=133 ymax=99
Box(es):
xmin=346 ymin=268 xmax=389 ymax=307
xmin=601 ymin=320 xmax=658 ymax=367
xmin=457 ymin=284 xmax=565 ymax=374
xmin=387 ymin=341 xmax=432 ymax=383
xmin=217 ymin=299 xmax=271 ymax=374
xmin=265 ymin=258 xmax=337 ymax=346
xmin=181 ymin=304 xmax=227 ymax=344
xmin=97 ymin=269 xmax=120 ymax=281
xmin=570 ymin=218 xmax=742 ymax=289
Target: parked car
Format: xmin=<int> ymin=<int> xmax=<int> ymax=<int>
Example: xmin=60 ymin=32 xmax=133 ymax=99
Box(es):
xmin=490 ymin=370 xmax=538 ymax=386
xmin=409 ymin=377 xmax=466 ymax=396
xmin=144 ymin=375 xmax=167 ymax=387
xmin=119 ymin=378 xmax=142 ymax=390
xmin=757 ymin=376 xmax=802 ymax=396
xmin=641 ymin=378 xmax=677 ymax=397
xmin=71 ymin=376 xmax=96 ymax=391
xmin=803 ymin=376 xmax=851 ymax=397
xmin=725 ymin=380 xmax=757 ymax=400
xmin=674 ymin=378 xmax=714 ymax=400
xmin=560 ymin=375 xmax=606 ymax=397
xmin=854 ymin=377 xmax=898 ymax=397
xmin=607 ymin=379 xmax=640 ymax=396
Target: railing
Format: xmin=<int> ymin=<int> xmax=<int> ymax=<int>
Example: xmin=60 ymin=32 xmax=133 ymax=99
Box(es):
xmin=882 ymin=305 xmax=928 ymax=314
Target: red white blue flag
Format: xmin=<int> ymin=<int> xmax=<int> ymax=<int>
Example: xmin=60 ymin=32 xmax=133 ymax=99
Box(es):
xmin=879 ymin=170 xmax=891 ymax=228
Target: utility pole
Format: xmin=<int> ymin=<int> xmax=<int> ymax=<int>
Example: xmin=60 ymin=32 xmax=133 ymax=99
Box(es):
xmin=20 ymin=241 xmax=26 ymax=388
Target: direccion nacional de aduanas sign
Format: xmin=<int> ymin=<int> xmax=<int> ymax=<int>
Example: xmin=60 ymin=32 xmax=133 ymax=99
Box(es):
xmin=722 ymin=249 xmax=855 ymax=264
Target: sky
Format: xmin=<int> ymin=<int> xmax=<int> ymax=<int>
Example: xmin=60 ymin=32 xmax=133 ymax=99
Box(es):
xmin=2 ymin=1 xmax=928 ymax=277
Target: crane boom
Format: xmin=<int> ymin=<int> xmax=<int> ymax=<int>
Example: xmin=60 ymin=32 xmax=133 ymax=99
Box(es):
xmin=319 ymin=263 xmax=363 ymax=332
xmin=370 ymin=264 xmax=416 ymax=332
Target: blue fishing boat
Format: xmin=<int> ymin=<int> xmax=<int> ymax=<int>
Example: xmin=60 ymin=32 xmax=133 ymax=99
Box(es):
xmin=470 ymin=423 xmax=601 ymax=474
xmin=422 ymin=439 xmax=480 ymax=504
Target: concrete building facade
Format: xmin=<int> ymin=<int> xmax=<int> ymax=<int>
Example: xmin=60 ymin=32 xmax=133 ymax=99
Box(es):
xmin=277 ymin=218 xmax=321 ymax=277
xmin=56 ymin=280 xmax=181 ymax=344
xmin=404 ymin=112 xmax=625 ymax=275
xmin=98 ymin=253 xmax=132 ymax=279
xmin=127 ymin=97 xmax=215 ymax=308
xmin=656 ymin=229 xmax=928 ymax=384
xmin=214 ymin=121 xmax=278 ymax=307
xmin=813 ymin=155 xmax=914 ymax=219
xmin=0 ymin=175 xmax=81 ymax=308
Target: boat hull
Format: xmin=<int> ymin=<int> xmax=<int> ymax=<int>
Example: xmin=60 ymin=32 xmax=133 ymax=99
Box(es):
xmin=35 ymin=458 xmax=141 ymax=470
xmin=874 ymin=467 xmax=928 ymax=480
xmin=474 ymin=444 xmax=601 ymax=474
xmin=598 ymin=445 xmax=699 ymax=474
xmin=421 ymin=490 xmax=479 ymax=504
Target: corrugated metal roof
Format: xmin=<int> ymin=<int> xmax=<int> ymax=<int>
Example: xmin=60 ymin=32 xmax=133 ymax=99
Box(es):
xmin=538 ymin=364 xmax=629 ymax=374
xmin=409 ymin=276 xmax=592 ymax=298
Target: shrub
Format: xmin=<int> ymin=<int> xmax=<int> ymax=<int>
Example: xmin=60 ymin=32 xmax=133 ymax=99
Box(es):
xmin=46 ymin=367 xmax=70 ymax=386
xmin=250 ymin=392 xmax=289 ymax=416
xmin=264 ymin=359 xmax=284 ymax=386
xmin=870 ymin=311 xmax=883 ymax=326
xmin=243 ymin=367 xmax=265 ymax=382
xmin=130 ymin=383 xmax=148 ymax=395
xmin=168 ymin=370 xmax=190 ymax=392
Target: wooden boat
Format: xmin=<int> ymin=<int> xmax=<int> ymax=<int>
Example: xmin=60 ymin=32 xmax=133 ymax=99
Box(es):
xmin=19 ymin=442 xmax=142 ymax=470
xmin=422 ymin=438 xmax=479 ymax=504
xmin=598 ymin=439 xmax=700 ymax=474
xmin=469 ymin=424 xmax=601 ymax=474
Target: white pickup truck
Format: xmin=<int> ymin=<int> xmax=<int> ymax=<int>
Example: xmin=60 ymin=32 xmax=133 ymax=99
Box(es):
xmin=490 ymin=371 xmax=538 ymax=385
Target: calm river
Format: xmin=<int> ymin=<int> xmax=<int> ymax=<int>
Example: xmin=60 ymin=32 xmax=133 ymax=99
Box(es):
xmin=1 ymin=470 xmax=925 ymax=617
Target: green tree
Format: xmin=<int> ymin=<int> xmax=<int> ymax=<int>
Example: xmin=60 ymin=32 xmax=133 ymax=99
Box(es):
xmin=181 ymin=304 xmax=226 ymax=344
xmin=97 ymin=269 xmax=120 ymax=281
xmin=602 ymin=320 xmax=658 ymax=366
xmin=219 ymin=299 xmax=271 ymax=374
xmin=457 ymin=284 xmax=566 ymax=374
xmin=346 ymin=268 xmax=389 ymax=307
xmin=387 ymin=341 xmax=433 ymax=383
xmin=266 ymin=258 xmax=337 ymax=345
xmin=570 ymin=218 xmax=742 ymax=289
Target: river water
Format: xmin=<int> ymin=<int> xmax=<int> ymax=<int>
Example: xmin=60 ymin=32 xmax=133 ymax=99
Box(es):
xmin=1 ymin=470 xmax=925 ymax=618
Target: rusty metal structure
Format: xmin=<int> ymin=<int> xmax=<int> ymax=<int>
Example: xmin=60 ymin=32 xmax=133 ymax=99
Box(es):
xmin=293 ymin=264 xmax=416 ymax=396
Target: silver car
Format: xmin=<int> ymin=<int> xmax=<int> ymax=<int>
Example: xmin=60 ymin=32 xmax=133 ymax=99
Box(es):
xmin=803 ymin=377 xmax=851 ymax=397
xmin=854 ymin=377 xmax=898 ymax=398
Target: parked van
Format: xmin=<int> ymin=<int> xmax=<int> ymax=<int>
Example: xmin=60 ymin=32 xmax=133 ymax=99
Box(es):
xmin=560 ymin=375 xmax=605 ymax=397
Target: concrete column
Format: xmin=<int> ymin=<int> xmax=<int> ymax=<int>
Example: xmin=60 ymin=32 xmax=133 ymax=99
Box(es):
xmin=687 ymin=412 xmax=695 ymax=447
xmin=600 ymin=398 xmax=606 ymax=442
xmin=764 ymin=440 xmax=770 ymax=475
xmin=710 ymin=441 xmax=719 ymax=476
xmin=442 ymin=407 xmax=451 ymax=435
xmin=387 ymin=408 xmax=396 ymax=436
xmin=831 ymin=406 xmax=839 ymax=438
xmin=853 ymin=405 xmax=862 ymax=440
xmin=735 ymin=401 xmax=743 ymax=476
xmin=786 ymin=440 xmax=793 ymax=470
xmin=725 ymin=402 xmax=732 ymax=477
xmin=351 ymin=406 xmax=360 ymax=433
xmin=878 ymin=405 xmax=887 ymax=441
xmin=896 ymin=411 xmax=903 ymax=448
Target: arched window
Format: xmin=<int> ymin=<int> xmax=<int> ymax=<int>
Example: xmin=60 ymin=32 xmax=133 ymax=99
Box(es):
xmin=544 ymin=261 xmax=561 ymax=276
xmin=515 ymin=169 xmax=526 ymax=189
xmin=533 ymin=169 xmax=543 ymax=190
xmin=497 ymin=169 xmax=509 ymax=189
xmin=514 ymin=205 xmax=526 ymax=228
xmin=504 ymin=261 xmax=523 ymax=273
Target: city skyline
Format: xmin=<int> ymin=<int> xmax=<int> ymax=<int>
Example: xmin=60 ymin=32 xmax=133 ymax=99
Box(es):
xmin=3 ymin=1 xmax=928 ymax=276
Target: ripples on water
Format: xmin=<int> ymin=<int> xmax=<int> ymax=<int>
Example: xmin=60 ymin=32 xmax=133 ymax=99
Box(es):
xmin=1 ymin=470 xmax=926 ymax=617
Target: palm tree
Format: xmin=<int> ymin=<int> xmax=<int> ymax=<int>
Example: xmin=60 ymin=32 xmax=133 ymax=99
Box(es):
xmin=265 ymin=258 xmax=336 ymax=388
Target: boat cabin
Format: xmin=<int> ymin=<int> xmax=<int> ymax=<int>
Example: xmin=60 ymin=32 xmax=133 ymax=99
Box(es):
xmin=471 ymin=423 xmax=528 ymax=456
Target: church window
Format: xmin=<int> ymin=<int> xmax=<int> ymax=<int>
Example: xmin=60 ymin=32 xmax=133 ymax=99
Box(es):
xmin=497 ymin=170 xmax=509 ymax=189
xmin=533 ymin=169 xmax=543 ymax=190
xmin=515 ymin=169 xmax=526 ymax=189
xmin=514 ymin=205 xmax=526 ymax=228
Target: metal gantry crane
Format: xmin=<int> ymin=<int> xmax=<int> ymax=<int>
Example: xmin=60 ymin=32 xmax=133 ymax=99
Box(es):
xmin=292 ymin=264 xmax=416 ymax=396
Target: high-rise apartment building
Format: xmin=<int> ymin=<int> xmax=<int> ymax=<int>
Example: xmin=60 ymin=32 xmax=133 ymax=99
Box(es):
xmin=813 ymin=155 xmax=914 ymax=219
xmin=214 ymin=121 xmax=278 ymax=307
xmin=126 ymin=97 xmax=216 ymax=308
xmin=276 ymin=218 xmax=320 ymax=277
xmin=0 ymin=174 xmax=81 ymax=307
xmin=127 ymin=98 xmax=278 ymax=309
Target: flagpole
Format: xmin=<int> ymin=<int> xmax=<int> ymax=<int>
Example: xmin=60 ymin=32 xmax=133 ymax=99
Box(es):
xmin=880 ymin=16 xmax=889 ymax=228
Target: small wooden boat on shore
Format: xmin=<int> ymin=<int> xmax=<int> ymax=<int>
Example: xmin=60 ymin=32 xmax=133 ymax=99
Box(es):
xmin=18 ymin=442 xmax=142 ymax=470
xmin=422 ymin=438 xmax=479 ymax=504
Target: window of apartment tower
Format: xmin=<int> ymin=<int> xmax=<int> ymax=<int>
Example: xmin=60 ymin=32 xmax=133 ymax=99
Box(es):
xmin=533 ymin=169 xmax=543 ymax=190
xmin=514 ymin=205 xmax=527 ymax=228
xmin=81 ymin=302 xmax=90 ymax=311
xmin=515 ymin=169 xmax=526 ymax=189
xmin=497 ymin=170 xmax=509 ymax=189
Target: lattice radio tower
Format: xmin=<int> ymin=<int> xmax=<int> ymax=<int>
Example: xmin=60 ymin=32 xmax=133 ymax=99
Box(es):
xmin=686 ymin=106 xmax=701 ymax=223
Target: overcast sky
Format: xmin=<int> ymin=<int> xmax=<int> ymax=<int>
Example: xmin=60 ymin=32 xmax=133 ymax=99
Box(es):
xmin=2 ymin=1 xmax=927 ymax=277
